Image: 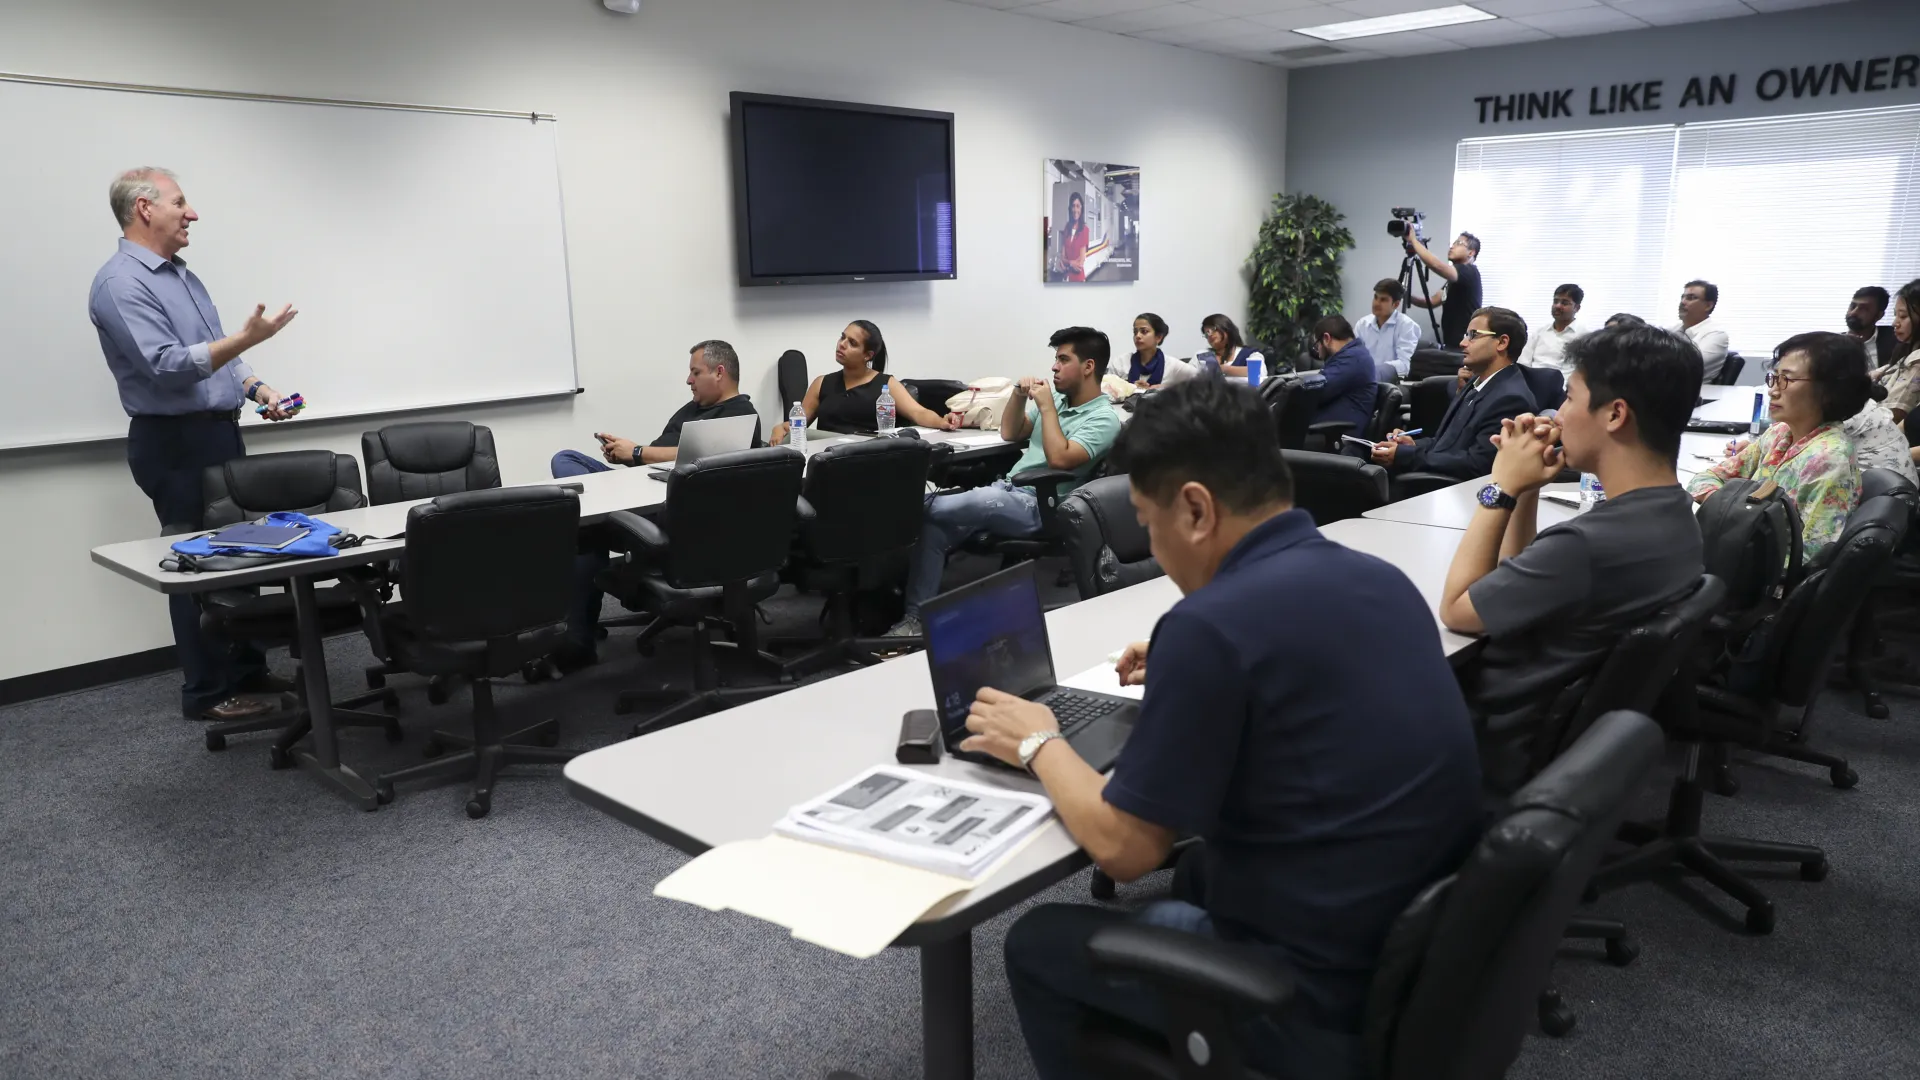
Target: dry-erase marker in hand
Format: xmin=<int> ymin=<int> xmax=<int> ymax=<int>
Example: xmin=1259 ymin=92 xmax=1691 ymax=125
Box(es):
xmin=1396 ymin=428 xmax=1423 ymax=438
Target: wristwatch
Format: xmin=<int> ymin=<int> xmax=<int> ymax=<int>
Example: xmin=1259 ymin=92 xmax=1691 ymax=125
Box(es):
xmin=1017 ymin=731 xmax=1064 ymax=772
xmin=1476 ymin=483 xmax=1518 ymax=510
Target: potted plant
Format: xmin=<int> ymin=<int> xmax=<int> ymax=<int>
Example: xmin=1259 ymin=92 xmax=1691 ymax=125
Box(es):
xmin=1247 ymin=193 xmax=1354 ymax=369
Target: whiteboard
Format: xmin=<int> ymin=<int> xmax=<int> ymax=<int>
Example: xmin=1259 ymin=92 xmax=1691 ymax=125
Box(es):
xmin=1 ymin=75 xmax=577 ymax=449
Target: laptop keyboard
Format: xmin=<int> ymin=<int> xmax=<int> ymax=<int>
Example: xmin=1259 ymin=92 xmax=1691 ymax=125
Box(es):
xmin=1038 ymin=690 xmax=1116 ymax=734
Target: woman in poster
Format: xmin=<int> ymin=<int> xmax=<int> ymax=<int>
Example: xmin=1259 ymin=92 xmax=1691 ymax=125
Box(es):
xmin=1061 ymin=192 xmax=1089 ymax=283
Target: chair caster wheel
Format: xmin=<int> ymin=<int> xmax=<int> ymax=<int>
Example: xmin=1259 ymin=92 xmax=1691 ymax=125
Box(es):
xmin=1832 ymin=765 xmax=1858 ymax=790
xmin=422 ymin=739 xmax=444 ymax=759
xmin=1710 ymin=768 xmax=1740 ymax=798
xmin=375 ymin=781 xmax=394 ymax=805
xmin=1782 ymin=727 xmax=1807 ymax=744
xmin=381 ymin=690 xmax=401 ymax=711
xmin=267 ymin=745 xmax=294 ymax=770
xmin=466 ymin=797 xmax=490 ymax=819
xmin=204 ymin=731 xmax=227 ymax=752
xmin=365 ymin=672 xmax=386 ymax=690
xmin=635 ymin=640 xmax=656 ymax=658
xmin=522 ymin=660 xmax=550 ymax=685
xmin=1090 ymin=871 xmax=1116 ymax=901
xmin=1537 ymin=992 xmax=1576 ymax=1037
xmin=538 ymin=727 xmax=560 ymax=748
xmin=1604 ymin=935 xmax=1640 ymax=966
xmin=1745 ymin=902 xmax=1776 ymax=935
xmin=384 ymin=720 xmax=404 ymax=743
xmin=1801 ymin=856 xmax=1830 ymax=882
xmin=426 ymin=677 xmax=449 ymax=706
xmin=1866 ymin=697 xmax=1890 ymax=719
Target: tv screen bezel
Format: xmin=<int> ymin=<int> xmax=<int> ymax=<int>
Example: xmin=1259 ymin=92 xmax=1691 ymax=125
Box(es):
xmin=729 ymin=91 xmax=958 ymax=287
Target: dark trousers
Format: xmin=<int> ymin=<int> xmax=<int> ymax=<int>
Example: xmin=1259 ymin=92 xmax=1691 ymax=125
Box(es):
xmin=126 ymin=415 xmax=264 ymax=715
xmin=1003 ymin=864 xmax=1362 ymax=1080
xmin=551 ymin=449 xmax=616 ymax=650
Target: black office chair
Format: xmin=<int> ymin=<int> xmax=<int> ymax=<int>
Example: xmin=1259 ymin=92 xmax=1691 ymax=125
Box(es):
xmin=1408 ymin=346 xmax=1462 ymax=381
xmin=1076 ymin=710 xmax=1664 ymax=1080
xmin=193 ymin=451 xmax=400 ymax=759
xmin=1058 ymin=475 xmax=1161 ymax=600
xmin=900 ymin=378 xmax=968 ymax=417
xmin=366 ymin=487 xmax=581 ymax=818
xmin=1406 ymin=374 xmax=1456 ymax=437
xmin=598 ymin=447 xmax=807 ymax=736
xmin=957 ymin=465 xmax=1086 ymax=571
xmin=1841 ymin=470 xmax=1920 ymax=716
xmin=1365 ymin=382 xmax=1407 ymax=443
xmin=1283 ymin=450 xmax=1389 ymax=526
xmin=1713 ymin=352 xmax=1746 ymax=386
xmin=776 ymin=437 xmax=933 ymax=676
xmin=360 ymin=421 xmax=502 ymax=506
xmin=1520 ymin=366 xmax=1566 ymax=411
xmin=1258 ymin=376 xmax=1324 ymax=451
xmin=777 ymin=349 xmax=809 ymax=414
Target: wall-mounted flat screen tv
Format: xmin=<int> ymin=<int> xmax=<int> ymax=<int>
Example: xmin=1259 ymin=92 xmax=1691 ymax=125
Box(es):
xmin=730 ymin=92 xmax=956 ymax=286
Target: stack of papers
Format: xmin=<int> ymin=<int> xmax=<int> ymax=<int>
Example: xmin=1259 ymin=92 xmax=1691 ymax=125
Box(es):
xmin=773 ymin=766 xmax=1054 ymax=880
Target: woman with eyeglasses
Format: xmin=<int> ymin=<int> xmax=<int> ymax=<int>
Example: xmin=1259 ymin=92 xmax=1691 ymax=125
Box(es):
xmin=1688 ymin=331 xmax=1872 ymax=560
xmin=1199 ymin=313 xmax=1264 ymax=380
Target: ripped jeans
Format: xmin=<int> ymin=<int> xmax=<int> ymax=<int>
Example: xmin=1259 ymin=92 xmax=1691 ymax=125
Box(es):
xmin=905 ymin=480 xmax=1043 ymax=615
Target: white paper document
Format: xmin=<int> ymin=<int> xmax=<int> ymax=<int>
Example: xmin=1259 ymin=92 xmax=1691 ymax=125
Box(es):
xmin=944 ymin=432 xmax=1010 ymax=448
xmin=1059 ymin=661 xmax=1144 ymax=701
xmin=773 ymin=766 xmax=1054 ymax=880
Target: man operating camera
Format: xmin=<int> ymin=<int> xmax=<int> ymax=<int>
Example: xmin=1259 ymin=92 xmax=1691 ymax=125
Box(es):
xmin=1406 ymin=230 xmax=1484 ymax=351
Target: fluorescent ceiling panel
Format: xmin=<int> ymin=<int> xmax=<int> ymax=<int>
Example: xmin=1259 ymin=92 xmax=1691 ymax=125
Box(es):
xmin=1294 ymin=3 xmax=1497 ymax=40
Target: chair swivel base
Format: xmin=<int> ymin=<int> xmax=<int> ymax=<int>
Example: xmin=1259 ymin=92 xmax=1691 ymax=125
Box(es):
xmin=204 ymin=686 xmax=400 ymax=759
xmin=774 ymin=634 xmax=918 ymax=679
xmin=621 ymin=683 xmax=794 ymax=739
xmin=373 ymin=718 xmax=573 ymax=818
xmin=1538 ymin=915 xmax=1639 ymax=1037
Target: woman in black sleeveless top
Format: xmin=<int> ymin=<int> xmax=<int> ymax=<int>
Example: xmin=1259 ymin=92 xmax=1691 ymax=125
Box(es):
xmin=771 ymin=320 xmax=960 ymax=441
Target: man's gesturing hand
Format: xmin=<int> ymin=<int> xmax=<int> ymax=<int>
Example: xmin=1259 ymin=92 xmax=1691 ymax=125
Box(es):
xmin=241 ymin=303 xmax=298 ymax=346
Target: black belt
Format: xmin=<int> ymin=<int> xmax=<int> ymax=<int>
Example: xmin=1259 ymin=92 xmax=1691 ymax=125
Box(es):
xmin=137 ymin=409 xmax=241 ymax=423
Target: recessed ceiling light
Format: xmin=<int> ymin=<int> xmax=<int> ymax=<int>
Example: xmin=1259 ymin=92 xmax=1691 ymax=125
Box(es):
xmin=1294 ymin=4 xmax=1496 ymax=41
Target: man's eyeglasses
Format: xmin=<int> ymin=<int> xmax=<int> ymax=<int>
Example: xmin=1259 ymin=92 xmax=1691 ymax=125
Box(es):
xmin=1764 ymin=371 xmax=1810 ymax=389
xmin=1461 ymin=329 xmax=1501 ymax=341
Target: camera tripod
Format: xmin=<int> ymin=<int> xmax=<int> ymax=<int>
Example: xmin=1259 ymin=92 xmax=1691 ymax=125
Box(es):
xmin=1398 ymin=246 xmax=1444 ymax=342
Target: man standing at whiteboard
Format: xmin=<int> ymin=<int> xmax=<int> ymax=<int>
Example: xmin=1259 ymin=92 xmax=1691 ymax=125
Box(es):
xmin=89 ymin=167 xmax=300 ymax=722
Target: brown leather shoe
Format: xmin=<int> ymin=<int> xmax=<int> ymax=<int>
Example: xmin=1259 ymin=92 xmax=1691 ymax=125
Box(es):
xmin=235 ymin=670 xmax=298 ymax=695
xmin=195 ymin=697 xmax=276 ymax=722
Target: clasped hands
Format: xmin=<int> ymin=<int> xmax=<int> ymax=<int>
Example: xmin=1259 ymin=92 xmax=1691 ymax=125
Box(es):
xmin=1488 ymin=412 xmax=1566 ymax=495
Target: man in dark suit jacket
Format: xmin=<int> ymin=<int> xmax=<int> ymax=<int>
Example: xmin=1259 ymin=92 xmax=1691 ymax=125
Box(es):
xmin=1848 ymin=286 xmax=1899 ymax=370
xmin=1371 ymin=306 xmax=1536 ymax=481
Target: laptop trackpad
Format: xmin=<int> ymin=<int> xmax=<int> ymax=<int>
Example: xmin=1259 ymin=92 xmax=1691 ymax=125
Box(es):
xmin=1070 ymin=704 xmax=1137 ymax=771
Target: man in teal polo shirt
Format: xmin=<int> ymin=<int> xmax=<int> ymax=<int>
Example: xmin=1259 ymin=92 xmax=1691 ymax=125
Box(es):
xmin=889 ymin=326 xmax=1122 ymax=636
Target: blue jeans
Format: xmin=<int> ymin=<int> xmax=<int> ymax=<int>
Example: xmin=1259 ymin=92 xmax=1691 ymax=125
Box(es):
xmin=1004 ymin=899 xmax=1362 ymax=1080
xmin=127 ymin=415 xmax=266 ymax=716
xmin=904 ymin=481 xmax=1043 ymax=615
xmin=551 ymin=450 xmax=616 ymax=648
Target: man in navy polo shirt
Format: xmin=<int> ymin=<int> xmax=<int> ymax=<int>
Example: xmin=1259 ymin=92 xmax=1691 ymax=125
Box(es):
xmin=963 ymin=378 xmax=1482 ymax=1080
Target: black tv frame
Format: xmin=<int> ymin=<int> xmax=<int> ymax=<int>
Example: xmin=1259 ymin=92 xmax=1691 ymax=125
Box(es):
xmin=729 ymin=91 xmax=958 ymax=287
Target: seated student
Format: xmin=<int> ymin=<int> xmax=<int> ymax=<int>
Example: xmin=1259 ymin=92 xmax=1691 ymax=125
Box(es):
xmin=1200 ymin=312 xmax=1265 ymax=379
xmin=886 ymin=327 xmax=1122 ymax=637
xmin=972 ymin=377 xmax=1482 ymax=1080
xmin=1307 ymin=315 xmax=1377 ymax=435
xmin=769 ymin=320 xmax=956 ymax=441
xmin=1518 ymin=283 xmax=1585 ymax=373
xmin=1668 ymin=279 xmax=1730 ymax=382
xmin=1688 ymin=332 xmax=1871 ymax=562
xmin=1439 ymin=324 xmax=1704 ymax=792
xmin=551 ymin=339 xmax=761 ymax=475
xmin=1846 ymin=285 xmax=1897 ymax=370
xmin=1352 ymin=278 xmax=1421 ymax=381
xmin=1872 ymin=279 xmax=1920 ymax=423
xmin=1603 ymin=312 xmax=1647 ymax=330
xmin=1124 ymin=312 xmax=1169 ymax=387
xmin=1369 ymin=306 xmax=1536 ymax=483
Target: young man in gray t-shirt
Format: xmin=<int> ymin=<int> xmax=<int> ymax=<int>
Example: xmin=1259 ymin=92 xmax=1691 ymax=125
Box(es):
xmin=1439 ymin=324 xmax=1707 ymax=791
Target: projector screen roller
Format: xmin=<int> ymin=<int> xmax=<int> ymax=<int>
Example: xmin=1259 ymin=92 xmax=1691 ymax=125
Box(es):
xmin=731 ymin=92 xmax=956 ymax=286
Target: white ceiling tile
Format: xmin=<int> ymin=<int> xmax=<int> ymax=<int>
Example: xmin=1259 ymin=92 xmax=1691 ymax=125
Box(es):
xmin=947 ymin=0 xmax=1033 ymax=8
xmin=1621 ymin=2 xmax=1756 ymax=26
xmin=1424 ymin=18 xmax=1553 ymax=43
xmin=1604 ymin=0 xmax=1745 ymax=13
xmin=1078 ymin=5 xmax=1236 ymax=31
xmin=1471 ymin=0 xmax=1600 ymax=14
xmin=1741 ymin=0 xmax=1851 ymax=9
xmin=1511 ymin=5 xmax=1647 ymax=33
xmin=1358 ymin=29 xmax=1472 ymax=53
xmin=1244 ymin=7 xmax=1363 ymax=29
xmin=1330 ymin=0 xmax=1476 ymax=16
xmin=1188 ymin=0 xmax=1333 ymax=15
xmin=1008 ymin=0 xmax=1172 ymax=19
xmin=1134 ymin=16 xmax=1260 ymax=41
xmin=1286 ymin=47 xmax=1386 ymax=64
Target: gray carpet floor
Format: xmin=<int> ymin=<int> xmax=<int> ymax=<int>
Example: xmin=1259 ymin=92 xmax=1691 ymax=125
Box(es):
xmin=5 ymin=559 xmax=1920 ymax=1079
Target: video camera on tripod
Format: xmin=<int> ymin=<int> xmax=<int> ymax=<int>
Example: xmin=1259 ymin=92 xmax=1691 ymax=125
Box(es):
xmin=1386 ymin=207 xmax=1427 ymax=251
xmin=1388 ymin=207 xmax=1443 ymax=342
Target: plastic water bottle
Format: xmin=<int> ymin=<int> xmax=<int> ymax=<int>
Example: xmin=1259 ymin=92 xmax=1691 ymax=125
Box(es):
xmin=1244 ymin=353 xmax=1263 ymax=386
xmin=1749 ymin=391 xmax=1767 ymax=438
xmin=788 ymin=402 xmax=807 ymax=453
xmin=1580 ymin=473 xmax=1605 ymax=509
xmin=876 ymin=382 xmax=896 ymax=434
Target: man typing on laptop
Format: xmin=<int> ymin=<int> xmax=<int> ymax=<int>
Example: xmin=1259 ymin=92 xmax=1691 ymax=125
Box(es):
xmin=966 ymin=378 xmax=1483 ymax=1080
xmin=550 ymin=339 xmax=763 ymax=476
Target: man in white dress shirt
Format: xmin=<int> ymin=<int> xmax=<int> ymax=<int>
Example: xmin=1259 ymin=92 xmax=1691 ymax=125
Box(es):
xmin=1519 ymin=283 xmax=1585 ymax=374
xmin=1667 ymin=279 xmax=1730 ymax=382
xmin=1352 ymin=278 xmax=1422 ymax=381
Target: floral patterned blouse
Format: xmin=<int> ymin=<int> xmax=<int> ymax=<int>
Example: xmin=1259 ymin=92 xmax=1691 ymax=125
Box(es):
xmin=1687 ymin=422 xmax=1860 ymax=560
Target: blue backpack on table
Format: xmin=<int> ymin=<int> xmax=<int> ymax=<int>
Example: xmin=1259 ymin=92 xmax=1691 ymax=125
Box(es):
xmin=161 ymin=511 xmax=364 ymax=573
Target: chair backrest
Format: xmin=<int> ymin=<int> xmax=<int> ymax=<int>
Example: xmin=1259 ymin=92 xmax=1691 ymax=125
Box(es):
xmin=1713 ymin=352 xmax=1746 ymax=386
xmin=1550 ymin=575 xmax=1725 ymax=764
xmin=777 ymin=350 xmax=809 ymax=414
xmin=1519 ymin=366 xmax=1565 ymax=412
xmin=1259 ymin=376 xmax=1324 ymax=450
xmin=1366 ymin=710 xmax=1665 ymax=1080
xmin=202 ymin=450 xmax=365 ymax=527
xmin=901 ymin=378 xmax=969 ymax=415
xmin=400 ymin=487 xmax=580 ymax=662
xmin=1765 ymin=492 xmax=1908 ymax=706
xmin=1058 ymin=474 xmax=1161 ymax=599
xmin=361 ymin=421 xmax=502 ymax=506
xmin=1409 ymin=348 xmax=1461 ymax=381
xmin=1367 ymin=382 xmax=1407 ymax=443
xmin=799 ymin=437 xmax=933 ymax=566
xmin=1282 ymin=449 xmax=1389 ymax=526
xmin=1860 ymin=465 xmax=1917 ymax=506
xmin=662 ymin=447 xmax=806 ymax=589
xmin=1407 ymin=375 xmax=1457 ymax=436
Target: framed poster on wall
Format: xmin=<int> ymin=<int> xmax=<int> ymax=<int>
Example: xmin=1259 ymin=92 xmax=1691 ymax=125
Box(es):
xmin=1043 ymin=159 xmax=1139 ymax=284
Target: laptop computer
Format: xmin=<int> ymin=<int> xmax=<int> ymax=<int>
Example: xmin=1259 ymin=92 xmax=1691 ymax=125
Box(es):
xmin=922 ymin=563 xmax=1137 ymax=773
xmin=647 ymin=413 xmax=759 ymax=477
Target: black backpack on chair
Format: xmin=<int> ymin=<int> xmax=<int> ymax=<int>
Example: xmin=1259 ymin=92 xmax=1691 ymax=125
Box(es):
xmin=1696 ymin=477 xmax=1803 ymax=638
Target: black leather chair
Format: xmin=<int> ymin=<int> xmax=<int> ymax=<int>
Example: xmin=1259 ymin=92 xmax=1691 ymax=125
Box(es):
xmin=1058 ymin=475 xmax=1161 ymax=600
xmin=1282 ymin=450 xmax=1389 ymax=526
xmin=361 ymin=421 xmax=502 ymax=506
xmin=598 ymin=447 xmax=806 ymax=736
xmin=1520 ymin=366 xmax=1566 ymax=411
xmin=1076 ymin=710 xmax=1664 ymax=1080
xmin=1408 ymin=346 xmax=1463 ymax=381
xmin=1365 ymin=382 xmax=1407 ymax=443
xmin=1842 ymin=470 xmax=1920 ymax=716
xmin=1713 ymin=352 xmax=1746 ymax=386
xmin=366 ymin=487 xmax=581 ymax=818
xmin=1258 ymin=376 xmax=1324 ymax=451
xmin=901 ymin=378 xmax=968 ymax=417
xmin=776 ymin=437 xmax=933 ymax=676
xmin=957 ymin=465 xmax=1085 ymax=571
xmin=193 ymin=451 xmax=400 ymax=758
xmin=777 ymin=349 xmax=809 ymax=413
xmin=1406 ymin=374 xmax=1456 ymax=438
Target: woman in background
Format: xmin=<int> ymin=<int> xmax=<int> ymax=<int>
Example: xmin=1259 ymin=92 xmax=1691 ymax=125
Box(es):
xmin=1060 ymin=192 xmax=1090 ymax=283
xmin=1200 ymin=313 xmax=1264 ymax=379
xmin=1872 ymin=279 xmax=1920 ymax=423
xmin=771 ymin=320 xmax=956 ymax=442
xmin=1126 ymin=313 xmax=1169 ymax=387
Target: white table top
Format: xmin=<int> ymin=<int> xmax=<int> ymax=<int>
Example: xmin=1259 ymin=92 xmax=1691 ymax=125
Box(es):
xmin=1315 ymin=517 xmax=1482 ymax=657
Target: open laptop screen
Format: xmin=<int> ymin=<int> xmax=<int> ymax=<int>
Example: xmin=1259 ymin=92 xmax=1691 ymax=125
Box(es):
xmin=923 ymin=565 xmax=1055 ymax=740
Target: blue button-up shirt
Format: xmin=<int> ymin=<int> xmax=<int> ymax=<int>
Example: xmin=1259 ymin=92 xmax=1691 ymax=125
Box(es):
xmin=90 ymin=238 xmax=252 ymax=416
xmin=1352 ymin=308 xmax=1421 ymax=380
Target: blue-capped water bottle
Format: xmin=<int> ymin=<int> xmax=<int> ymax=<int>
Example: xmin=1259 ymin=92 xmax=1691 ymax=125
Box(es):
xmin=1579 ymin=472 xmax=1605 ymax=509
xmin=1749 ymin=391 xmax=1767 ymax=438
xmin=788 ymin=401 xmax=807 ymax=454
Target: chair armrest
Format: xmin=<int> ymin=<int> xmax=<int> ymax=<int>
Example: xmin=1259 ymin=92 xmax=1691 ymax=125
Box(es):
xmin=1086 ymin=924 xmax=1297 ymax=1016
xmin=606 ymin=510 xmax=669 ymax=558
xmin=1010 ymin=467 xmax=1080 ymax=533
xmin=1392 ymin=472 xmax=1460 ymax=500
xmin=1307 ymin=421 xmax=1354 ymax=440
xmin=795 ymin=495 xmax=816 ymax=526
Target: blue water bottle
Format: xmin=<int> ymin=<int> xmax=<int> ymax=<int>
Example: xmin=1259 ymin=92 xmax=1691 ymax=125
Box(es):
xmin=1749 ymin=391 xmax=1767 ymax=437
xmin=1244 ymin=353 xmax=1263 ymax=386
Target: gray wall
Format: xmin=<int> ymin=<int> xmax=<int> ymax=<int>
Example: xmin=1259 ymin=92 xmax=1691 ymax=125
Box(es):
xmin=1286 ymin=0 xmax=1920 ymax=331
